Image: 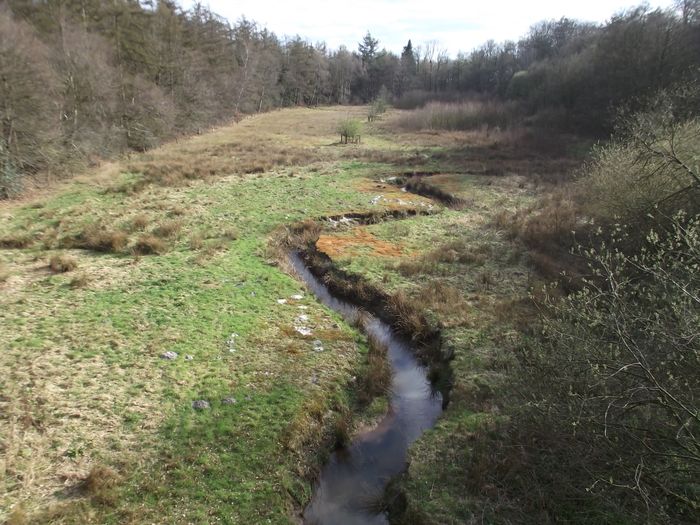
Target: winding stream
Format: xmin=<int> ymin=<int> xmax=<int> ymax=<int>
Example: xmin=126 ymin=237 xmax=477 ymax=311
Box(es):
xmin=289 ymin=252 xmax=443 ymax=525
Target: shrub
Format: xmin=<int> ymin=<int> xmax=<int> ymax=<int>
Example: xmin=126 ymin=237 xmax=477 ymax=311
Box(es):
xmin=336 ymin=119 xmax=362 ymax=144
xmin=578 ymin=94 xmax=700 ymax=222
xmin=515 ymin=214 xmax=700 ymax=519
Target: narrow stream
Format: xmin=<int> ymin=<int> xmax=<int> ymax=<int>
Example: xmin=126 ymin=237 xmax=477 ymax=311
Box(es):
xmin=289 ymin=252 xmax=443 ymax=525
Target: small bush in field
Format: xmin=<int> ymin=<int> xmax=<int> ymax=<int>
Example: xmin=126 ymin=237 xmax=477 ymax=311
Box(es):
xmin=49 ymin=253 xmax=78 ymax=273
xmin=131 ymin=234 xmax=168 ymax=255
xmin=71 ymin=225 xmax=128 ymax=253
xmin=84 ymin=465 xmax=121 ymax=505
xmin=69 ymin=273 xmax=90 ymax=288
xmin=153 ymin=219 xmax=183 ymax=238
xmin=336 ymin=119 xmax=362 ymax=144
xmin=131 ymin=214 xmax=149 ymax=231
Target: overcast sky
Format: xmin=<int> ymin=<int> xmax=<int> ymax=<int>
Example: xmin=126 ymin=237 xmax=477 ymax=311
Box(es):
xmin=182 ymin=0 xmax=677 ymax=55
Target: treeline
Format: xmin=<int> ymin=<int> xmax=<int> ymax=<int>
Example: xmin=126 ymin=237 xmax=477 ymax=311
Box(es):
xmin=2 ymin=0 xmax=699 ymax=197
xmin=397 ymin=2 xmax=700 ymax=132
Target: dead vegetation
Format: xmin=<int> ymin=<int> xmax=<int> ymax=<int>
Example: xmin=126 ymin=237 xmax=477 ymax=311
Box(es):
xmin=131 ymin=234 xmax=168 ymax=256
xmin=83 ymin=465 xmax=121 ymax=506
xmin=0 ymin=262 xmax=9 ymax=282
xmin=357 ymin=335 xmax=391 ymax=405
xmin=48 ymin=253 xmax=78 ymax=273
xmin=66 ymin=224 xmax=129 ymax=253
xmin=492 ymin=188 xmax=585 ymax=285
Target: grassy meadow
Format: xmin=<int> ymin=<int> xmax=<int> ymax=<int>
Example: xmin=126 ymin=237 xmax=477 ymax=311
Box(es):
xmin=1 ymin=106 xmax=579 ymax=524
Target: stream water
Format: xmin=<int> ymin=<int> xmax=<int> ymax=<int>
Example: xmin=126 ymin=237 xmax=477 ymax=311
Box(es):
xmin=288 ymin=252 xmax=443 ymax=525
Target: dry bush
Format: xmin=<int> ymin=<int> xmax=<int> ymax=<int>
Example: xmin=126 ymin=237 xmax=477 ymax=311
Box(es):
xmin=396 ymin=258 xmax=432 ymax=277
xmin=130 ymin=214 xmax=149 ymax=231
xmin=84 ymin=465 xmax=120 ymax=505
xmin=387 ymin=290 xmax=435 ymax=343
xmin=49 ymin=253 xmax=78 ymax=273
xmin=417 ymin=281 xmax=470 ymax=322
xmin=153 ymin=219 xmax=183 ymax=238
xmin=0 ymin=232 xmax=33 ymax=249
xmin=69 ymin=224 xmax=129 ymax=253
xmin=189 ymin=232 xmax=204 ymax=250
xmin=131 ymin=234 xmax=168 ymax=255
xmin=476 ymin=269 xmax=496 ymax=291
xmin=396 ymin=240 xmax=488 ymax=278
xmin=426 ymin=240 xmax=490 ymax=266
xmin=331 ymin=406 xmax=353 ymax=449
xmin=496 ymin=191 xmax=583 ymax=284
xmin=396 ymin=100 xmax=521 ymax=131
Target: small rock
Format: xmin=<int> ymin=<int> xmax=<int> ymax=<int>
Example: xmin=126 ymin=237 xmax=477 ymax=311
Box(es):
xmin=298 ymin=305 xmax=308 ymax=310
xmin=184 ymin=355 xmax=194 ymax=361
xmin=226 ymin=333 xmax=239 ymax=352
xmin=222 ymin=397 xmax=237 ymax=405
xmin=297 ymin=314 xmax=309 ymax=322
xmin=277 ymin=299 xmax=287 ymax=304
xmin=295 ymin=326 xmax=312 ymax=336
xmin=192 ymin=400 xmax=210 ymax=410
xmin=310 ymin=374 xmax=319 ymax=385
xmin=312 ymin=340 xmax=324 ymax=352
xmin=160 ymin=351 xmax=178 ymax=360
xmin=290 ymin=294 xmax=304 ymax=300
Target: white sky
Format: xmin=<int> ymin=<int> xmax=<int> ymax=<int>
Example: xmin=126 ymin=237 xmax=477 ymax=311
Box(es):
xmin=182 ymin=0 xmax=678 ymax=55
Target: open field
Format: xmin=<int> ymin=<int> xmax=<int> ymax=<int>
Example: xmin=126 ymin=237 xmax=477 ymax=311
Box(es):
xmin=1 ymin=106 xmax=580 ymax=524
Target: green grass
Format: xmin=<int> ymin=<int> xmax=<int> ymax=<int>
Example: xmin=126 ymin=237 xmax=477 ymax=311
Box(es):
xmin=0 ymin=106 xmax=560 ymax=524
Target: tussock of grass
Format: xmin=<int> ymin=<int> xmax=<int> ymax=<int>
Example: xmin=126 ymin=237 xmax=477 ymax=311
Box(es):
xmin=49 ymin=253 xmax=78 ymax=273
xmin=130 ymin=214 xmax=150 ymax=231
xmin=152 ymin=219 xmax=183 ymax=238
xmin=84 ymin=465 xmax=121 ymax=506
xmin=67 ymin=224 xmax=129 ymax=253
xmin=131 ymin=234 xmax=168 ymax=255
xmin=0 ymin=232 xmax=33 ymax=249
xmin=68 ymin=273 xmax=90 ymax=288
xmin=357 ymin=334 xmax=391 ymax=405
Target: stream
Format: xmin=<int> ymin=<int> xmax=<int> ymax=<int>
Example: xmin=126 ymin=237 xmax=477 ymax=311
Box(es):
xmin=288 ymin=252 xmax=443 ymax=525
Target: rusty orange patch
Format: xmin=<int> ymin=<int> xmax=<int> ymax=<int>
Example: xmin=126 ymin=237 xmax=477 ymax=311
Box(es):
xmin=317 ymin=227 xmax=405 ymax=259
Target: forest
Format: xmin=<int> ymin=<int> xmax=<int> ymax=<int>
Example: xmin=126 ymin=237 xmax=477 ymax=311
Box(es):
xmin=2 ymin=0 xmax=699 ymax=197
xmin=0 ymin=1 xmax=699 ymax=525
